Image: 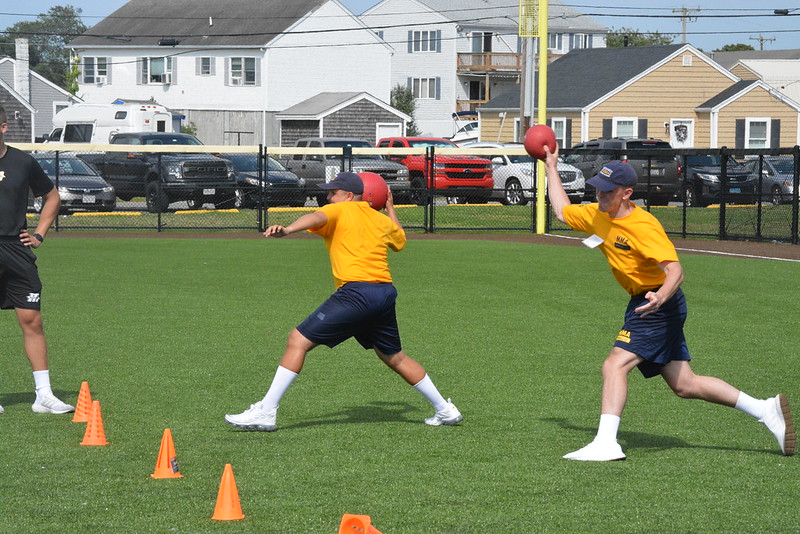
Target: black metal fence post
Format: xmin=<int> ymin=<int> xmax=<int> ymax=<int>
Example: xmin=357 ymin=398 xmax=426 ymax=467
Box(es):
xmin=260 ymin=144 xmax=266 ymax=232
xmin=792 ymin=145 xmax=800 ymax=245
xmin=426 ymin=146 xmax=435 ymax=233
xmin=54 ymin=149 xmax=60 ymax=231
xmin=719 ymin=147 xmax=728 ymax=240
xmin=157 ymin=153 xmax=163 ymax=232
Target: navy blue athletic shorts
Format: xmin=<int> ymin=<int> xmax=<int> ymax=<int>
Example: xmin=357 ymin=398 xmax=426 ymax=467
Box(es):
xmin=613 ymin=287 xmax=691 ymax=378
xmin=297 ymin=282 xmax=402 ymax=355
xmin=0 ymin=240 xmax=43 ymax=311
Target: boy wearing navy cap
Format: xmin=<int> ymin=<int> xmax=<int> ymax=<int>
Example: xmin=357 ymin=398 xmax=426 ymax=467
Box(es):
xmin=544 ymin=146 xmax=794 ymax=461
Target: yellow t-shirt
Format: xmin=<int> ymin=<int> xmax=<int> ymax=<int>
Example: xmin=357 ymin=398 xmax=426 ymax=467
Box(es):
xmin=310 ymin=201 xmax=406 ymax=288
xmin=563 ymin=203 xmax=679 ymax=295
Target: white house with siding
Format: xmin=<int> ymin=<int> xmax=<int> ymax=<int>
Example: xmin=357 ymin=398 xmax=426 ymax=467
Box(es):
xmin=68 ymin=0 xmax=392 ymax=146
xmin=360 ymin=0 xmax=607 ymax=137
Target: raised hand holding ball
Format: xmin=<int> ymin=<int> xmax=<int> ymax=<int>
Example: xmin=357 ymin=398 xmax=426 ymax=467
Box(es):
xmin=358 ymin=172 xmax=389 ymax=211
xmin=523 ymin=124 xmax=558 ymax=160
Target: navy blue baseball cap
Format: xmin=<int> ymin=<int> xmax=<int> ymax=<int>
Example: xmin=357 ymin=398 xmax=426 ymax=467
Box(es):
xmin=587 ymin=161 xmax=638 ymax=191
xmin=317 ymin=171 xmax=364 ymax=194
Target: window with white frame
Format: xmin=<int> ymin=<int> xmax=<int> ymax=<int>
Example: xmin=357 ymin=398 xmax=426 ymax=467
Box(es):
xmin=141 ymin=57 xmax=173 ymax=84
xmin=613 ymin=117 xmax=637 ymax=138
xmin=746 ymin=118 xmax=769 ymax=148
xmin=198 ymin=57 xmax=214 ymax=75
xmin=82 ymin=57 xmax=108 ymax=84
xmin=412 ymin=78 xmax=437 ymax=99
xmin=412 ymin=30 xmax=438 ymax=52
xmin=229 ymin=57 xmax=257 ymax=86
xmin=574 ymin=34 xmax=590 ymax=49
xmin=551 ymin=117 xmax=567 ymax=147
xmin=548 ymin=33 xmax=558 ymax=51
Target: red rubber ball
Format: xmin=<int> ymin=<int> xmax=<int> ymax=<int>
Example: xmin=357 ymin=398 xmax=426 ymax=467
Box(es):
xmin=523 ymin=124 xmax=557 ymax=160
xmin=359 ymin=172 xmax=389 ymax=211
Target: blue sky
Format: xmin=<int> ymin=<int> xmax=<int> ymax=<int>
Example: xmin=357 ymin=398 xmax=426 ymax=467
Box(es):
xmin=2 ymin=1 xmax=799 ymax=52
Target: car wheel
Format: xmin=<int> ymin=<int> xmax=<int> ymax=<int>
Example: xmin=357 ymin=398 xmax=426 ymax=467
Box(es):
xmin=409 ymin=176 xmax=428 ymax=206
xmin=770 ymin=185 xmax=783 ymax=206
xmin=504 ymin=179 xmax=527 ymax=206
xmin=145 ymin=181 xmax=168 ymax=213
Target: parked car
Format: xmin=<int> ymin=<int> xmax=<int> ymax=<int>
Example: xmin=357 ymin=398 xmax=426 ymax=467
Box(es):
xmin=79 ymin=132 xmax=237 ymax=213
xmin=462 ymin=142 xmax=585 ymax=205
xmin=377 ymin=136 xmax=493 ymax=205
xmin=564 ymin=138 xmax=680 ymax=205
xmin=28 ymin=154 xmax=116 ymax=213
xmin=217 ymin=153 xmax=306 ymax=208
xmin=741 ymin=156 xmax=796 ymax=206
xmin=281 ymin=137 xmax=410 ymax=206
xmin=679 ymin=154 xmax=755 ymax=207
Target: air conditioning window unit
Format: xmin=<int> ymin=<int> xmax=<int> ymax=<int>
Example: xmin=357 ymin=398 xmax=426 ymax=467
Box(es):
xmin=163 ymin=72 xmax=172 ymax=85
xmin=230 ymin=77 xmax=242 ymax=86
xmin=95 ymin=76 xmax=107 ymax=85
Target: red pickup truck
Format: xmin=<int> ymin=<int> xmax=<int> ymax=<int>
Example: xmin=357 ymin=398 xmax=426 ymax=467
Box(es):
xmin=377 ymin=137 xmax=494 ymax=205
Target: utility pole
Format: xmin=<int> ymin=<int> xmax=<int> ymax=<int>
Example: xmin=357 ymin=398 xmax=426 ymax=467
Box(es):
xmin=672 ymin=6 xmax=700 ymax=44
xmin=749 ymin=34 xmax=776 ymax=50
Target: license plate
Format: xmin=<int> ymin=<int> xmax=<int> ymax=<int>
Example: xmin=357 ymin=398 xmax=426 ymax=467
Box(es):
xmin=203 ymin=188 xmax=215 ymax=195
xmin=82 ymin=195 xmax=96 ymax=203
xmin=649 ymin=168 xmax=664 ymax=176
xmin=730 ymin=188 xmax=741 ymax=194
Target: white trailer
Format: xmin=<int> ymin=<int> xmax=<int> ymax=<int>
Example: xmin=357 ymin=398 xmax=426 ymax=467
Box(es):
xmin=46 ymin=102 xmax=174 ymax=144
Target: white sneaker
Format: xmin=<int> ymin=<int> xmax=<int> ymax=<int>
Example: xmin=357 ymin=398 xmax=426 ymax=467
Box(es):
xmin=563 ymin=440 xmax=626 ymax=461
xmin=424 ymin=399 xmax=463 ymax=426
xmin=32 ymin=393 xmax=75 ymax=414
xmin=0 ymin=404 xmax=4 ymax=414
xmin=760 ymin=394 xmax=795 ymax=456
xmin=224 ymin=402 xmax=277 ymax=431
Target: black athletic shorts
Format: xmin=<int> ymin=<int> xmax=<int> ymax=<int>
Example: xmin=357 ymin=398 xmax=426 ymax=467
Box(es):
xmin=0 ymin=240 xmax=43 ymax=310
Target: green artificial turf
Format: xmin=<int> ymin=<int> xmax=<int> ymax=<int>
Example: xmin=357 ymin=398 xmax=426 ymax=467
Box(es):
xmin=0 ymin=237 xmax=797 ymax=532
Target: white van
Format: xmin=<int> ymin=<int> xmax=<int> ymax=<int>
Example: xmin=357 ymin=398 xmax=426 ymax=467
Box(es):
xmin=45 ymin=102 xmax=174 ymax=144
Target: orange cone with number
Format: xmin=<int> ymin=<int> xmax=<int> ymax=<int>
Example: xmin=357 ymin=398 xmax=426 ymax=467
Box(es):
xmin=211 ymin=464 xmax=244 ymax=521
xmin=80 ymin=400 xmax=108 ymax=446
xmin=151 ymin=429 xmax=182 ymax=479
xmin=72 ymin=381 xmax=93 ymax=423
xmin=339 ymin=514 xmax=382 ymax=534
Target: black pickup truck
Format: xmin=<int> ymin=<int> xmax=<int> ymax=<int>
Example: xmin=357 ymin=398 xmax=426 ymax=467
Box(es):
xmin=80 ymin=132 xmax=236 ymax=212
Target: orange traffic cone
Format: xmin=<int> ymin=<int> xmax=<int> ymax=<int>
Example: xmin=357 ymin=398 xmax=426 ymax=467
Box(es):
xmin=339 ymin=514 xmax=382 ymax=534
xmin=72 ymin=381 xmax=93 ymax=422
xmin=151 ymin=429 xmax=183 ymax=479
xmin=80 ymin=400 xmax=108 ymax=446
xmin=211 ymin=464 xmax=244 ymax=521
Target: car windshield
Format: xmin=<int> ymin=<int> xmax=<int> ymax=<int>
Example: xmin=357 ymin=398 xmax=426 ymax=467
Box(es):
xmin=687 ymin=155 xmax=742 ymax=168
xmin=35 ymin=157 xmax=96 ymax=176
xmin=223 ymin=154 xmax=288 ymax=172
xmin=141 ymin=135 xmax=202 ymax=146
xmin=322 ymin=140 xmax=383 ymax=160
xmin=508 ymin=154 xmax=534 ymax=164
xmin=406 ymin=139 xmax=457 ymax=149
xmin=768 ymin=159 xmax=795 ymax=174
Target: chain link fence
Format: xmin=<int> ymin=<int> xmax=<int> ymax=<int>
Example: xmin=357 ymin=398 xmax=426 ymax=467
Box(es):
xmin=17 ymin=143 xmax=800 ymax=244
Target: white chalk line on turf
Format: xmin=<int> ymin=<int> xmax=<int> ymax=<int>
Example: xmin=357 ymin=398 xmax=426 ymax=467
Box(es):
xmin=544 ymin=234 xmax=800 ymax=263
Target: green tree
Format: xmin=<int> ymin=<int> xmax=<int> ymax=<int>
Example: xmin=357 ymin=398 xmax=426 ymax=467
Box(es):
xmin=606 ymin=27 xmax=674 ymax=47
xmin=390 ymin=84 xmax=421 ymax=137
xmin=0 ymin=5 xmax=87 ymax=89
xmin=714 ymin=43 xmax=755 ymax=52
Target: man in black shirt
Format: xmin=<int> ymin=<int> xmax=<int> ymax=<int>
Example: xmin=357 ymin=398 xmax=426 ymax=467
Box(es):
xmin=0 ymin=105 xmax=73 ymax=415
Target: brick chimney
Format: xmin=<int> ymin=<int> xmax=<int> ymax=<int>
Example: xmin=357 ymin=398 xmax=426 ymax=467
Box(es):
xmin=14 ymin=38 xmax=31 ymax=103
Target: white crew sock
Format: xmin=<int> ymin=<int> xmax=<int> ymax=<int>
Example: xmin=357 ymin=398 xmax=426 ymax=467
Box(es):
xmin=261 ymin=366 xmax=298 ymax=410
xmin=33 ymin=370 xmax=53 ymax=397
xmin=595 ymin=414 xmax=621 ymax=443
xmin=412 ymin=374 xmax=449 ymax=412
xmin=734 ymin=391 xmax=766 ymax=420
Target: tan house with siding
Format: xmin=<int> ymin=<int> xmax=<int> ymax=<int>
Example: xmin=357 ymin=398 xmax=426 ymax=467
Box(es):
xmin=478 ymin=44 xmax=800 ymax=149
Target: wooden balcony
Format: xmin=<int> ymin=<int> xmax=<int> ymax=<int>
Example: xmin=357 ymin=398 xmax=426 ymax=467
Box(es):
xmin=456 ymin=100 xmax=490 ymax=113
xmin=457 ymin=52 xmax=522 ymax=73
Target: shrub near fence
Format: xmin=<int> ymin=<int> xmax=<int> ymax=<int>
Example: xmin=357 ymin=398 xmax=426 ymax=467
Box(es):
xmin=13 ymin=143 xmax=800 ymax=244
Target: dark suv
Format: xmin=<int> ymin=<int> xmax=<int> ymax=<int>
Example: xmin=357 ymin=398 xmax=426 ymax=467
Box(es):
xmin=564 ymin=138 xmax=680 ymax=205
xmin=680 ymin=154 xmax=755 ymax=207
xmin=81 ymin=132 xmax=236 ymax=212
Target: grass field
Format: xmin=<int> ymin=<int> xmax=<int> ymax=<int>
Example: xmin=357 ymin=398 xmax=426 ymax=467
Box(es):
xmin=0 ymin=237 xmax=798 ymax=533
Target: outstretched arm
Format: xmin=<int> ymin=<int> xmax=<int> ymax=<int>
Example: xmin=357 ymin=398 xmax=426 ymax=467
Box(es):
xmin=543 ymin=145 xmax=570 ymax=223
xmin=264 ymin=210 xmax=328 ymax=238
